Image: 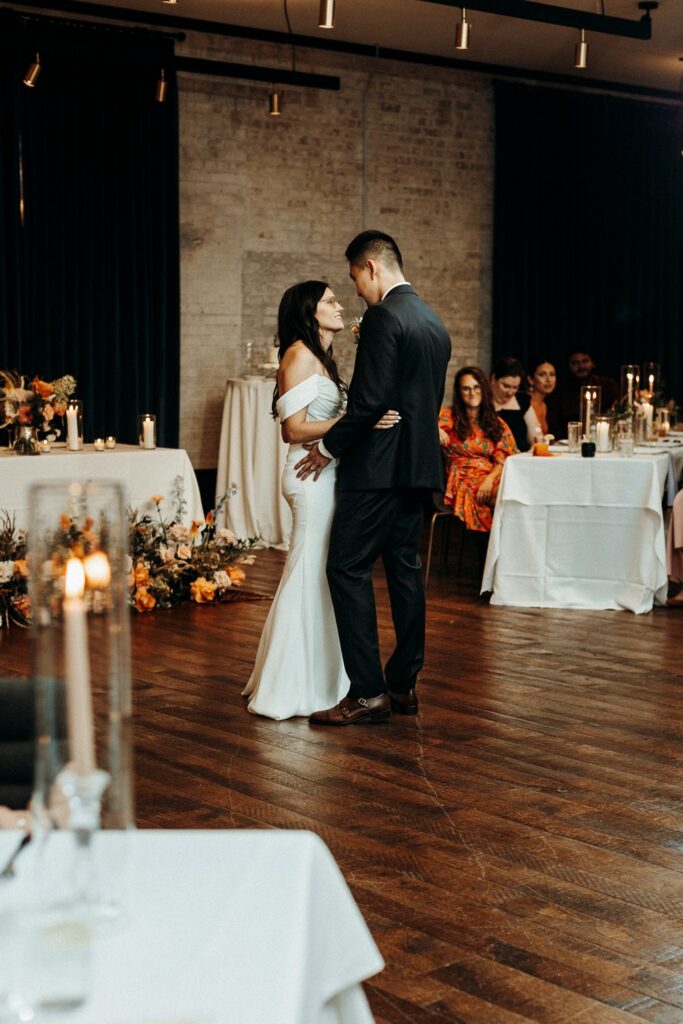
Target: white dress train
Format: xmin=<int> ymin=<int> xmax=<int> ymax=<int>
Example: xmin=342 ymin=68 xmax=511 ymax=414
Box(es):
xmin=242 ymin=374 xmax=350 ymax=720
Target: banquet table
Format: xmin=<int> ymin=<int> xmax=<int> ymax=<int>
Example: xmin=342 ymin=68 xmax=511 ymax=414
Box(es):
xmin=0 ymin=829 xmax=383 ymax=1024
xmin=0 ymin=443 xmax=204 ymax=529
xmin=481 ymin=450 xmax=673 ymax=613
xmin=216 ymin=377 xmax=292 ymax=548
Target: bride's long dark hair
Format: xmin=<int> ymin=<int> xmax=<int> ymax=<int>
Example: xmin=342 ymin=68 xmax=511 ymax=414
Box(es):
xmin=271 ymin=280 xmax=347 ymax=417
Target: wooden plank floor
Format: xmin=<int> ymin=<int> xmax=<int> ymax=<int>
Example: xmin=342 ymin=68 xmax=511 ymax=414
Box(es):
xmin=3 ymin=543 xmax=683 ymax=1024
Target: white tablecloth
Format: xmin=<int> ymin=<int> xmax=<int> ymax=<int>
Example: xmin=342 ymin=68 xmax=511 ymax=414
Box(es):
xmin=216 ymin=378 xmax=291 ymax=548
xmin=632 ymin=440 xmax=683 ymax=505
xmin=482 ymin=452 xmax=670 ymax=613
xmin=1 ymin=829 xmax=383 ymax=1024
xmin=0 ymin=444 xmax=203 ymax=529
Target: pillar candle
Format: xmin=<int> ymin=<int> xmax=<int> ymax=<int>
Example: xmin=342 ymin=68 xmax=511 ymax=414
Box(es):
xmin=66 ymin=405 xmax=80 ymax=451
xmin=626 ymin=373 xmax=633 ymax=408
xmin=142 ymin=416 xmax=155 ymax=449
xmin=642 ymin=402 xmax=653 ymax=438
xmin=596 ymin=421 xmax=610 ymax=452
xmin=63 ymin=558 xmax=96 ymax=776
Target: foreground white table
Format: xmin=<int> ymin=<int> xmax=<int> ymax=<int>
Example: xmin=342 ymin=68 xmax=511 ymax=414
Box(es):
xmin=0 ymin=443 xmax=204 ymax=528
xmin=482 ymin=451 xmax=670 ymax=613
xmin=216 ymin=378 xmax=291 ymax=548
xmin=2 ymin=829 xmax=383 ymax=1024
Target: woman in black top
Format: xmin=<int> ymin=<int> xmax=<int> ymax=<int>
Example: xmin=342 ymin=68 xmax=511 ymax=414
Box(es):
xmin=490 ymin=357 xmax=541 ymax=452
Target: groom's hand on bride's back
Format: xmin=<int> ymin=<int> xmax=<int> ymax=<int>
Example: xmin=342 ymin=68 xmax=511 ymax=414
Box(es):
xmin=295 ymin=443 xmax=331 ymax=481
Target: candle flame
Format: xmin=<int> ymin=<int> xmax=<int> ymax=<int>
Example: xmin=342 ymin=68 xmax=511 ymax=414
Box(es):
xmin=65 ymin=557 xmax=86 ymax=599
xmin=84 ymin=551 xmax=111 ymax=590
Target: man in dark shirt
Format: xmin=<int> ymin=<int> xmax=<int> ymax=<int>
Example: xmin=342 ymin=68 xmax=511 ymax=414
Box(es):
xmin=550 ymin=349 xmax=619 ymax=438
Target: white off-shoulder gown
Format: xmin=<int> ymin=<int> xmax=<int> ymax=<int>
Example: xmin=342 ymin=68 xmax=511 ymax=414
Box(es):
xmin=242 ymin=374 xmax=350 ymax=719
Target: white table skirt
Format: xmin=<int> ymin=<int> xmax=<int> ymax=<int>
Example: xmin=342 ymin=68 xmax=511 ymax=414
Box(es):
xmin=482 ymin=452 xmax=670 ymax=613
xmin=216 ymin=378 xmax=292 ymax=549
xmin=1 ymin=830 xmax=383 ymax=1024
xmin=0 ymin=444 xmax=204 ymax=529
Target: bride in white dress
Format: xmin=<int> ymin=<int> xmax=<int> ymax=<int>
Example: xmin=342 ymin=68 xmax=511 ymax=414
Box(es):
xmin=243 ymin=280 xmax=398 ymax=720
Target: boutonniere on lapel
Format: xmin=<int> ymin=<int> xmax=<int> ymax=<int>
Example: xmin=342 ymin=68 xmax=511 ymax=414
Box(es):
xmin=348 ymin=316 xmax=363 ymax=345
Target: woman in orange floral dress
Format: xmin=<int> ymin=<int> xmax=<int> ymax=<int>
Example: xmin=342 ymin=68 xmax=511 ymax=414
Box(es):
xmin=439 ymin=366 xmax=515 ymax=532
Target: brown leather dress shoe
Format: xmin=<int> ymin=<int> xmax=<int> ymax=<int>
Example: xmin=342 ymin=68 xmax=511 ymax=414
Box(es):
xmin=388 ymin=689 xmax=419 ymax=715
xmin=309 ymin=694 xmax=391 ymax=726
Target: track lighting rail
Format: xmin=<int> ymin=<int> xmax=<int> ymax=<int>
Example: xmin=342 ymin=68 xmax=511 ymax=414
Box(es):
xmin=418 ymin=0 xmax=653 ymax=40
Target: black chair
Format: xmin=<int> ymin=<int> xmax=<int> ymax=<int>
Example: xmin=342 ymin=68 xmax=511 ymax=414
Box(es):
xmin=423 ymin=496 xmax=489 ymax=589
xmin=0 ymin=678 xmax=36 ymax=810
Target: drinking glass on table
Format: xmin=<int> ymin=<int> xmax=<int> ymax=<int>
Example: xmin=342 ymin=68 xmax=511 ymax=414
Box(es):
xmin=617 ymin=420 xmax=634 ymax=458
xmin=567 ymin=421 xmax=581 ymax=454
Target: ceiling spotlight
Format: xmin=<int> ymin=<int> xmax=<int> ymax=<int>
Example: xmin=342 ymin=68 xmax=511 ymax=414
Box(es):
xmin=318 ymin=0 xmax=335 ymax=29
xmin=23 ymin=53 xmax=41 ymax=88
xmin=455 ymin=8 xmax=470 ymax=51
xmin=575 ymin=28 xmax=588 ymax=69
xmin=156 ymin=69 xmax=168 ymax=103
xmin=269 ymin=89 xmax=282 ymax=116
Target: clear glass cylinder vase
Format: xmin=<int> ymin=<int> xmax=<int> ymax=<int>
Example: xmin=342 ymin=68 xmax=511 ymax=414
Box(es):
xmin=12 ymin=425 xmax=41 ymax=456
xmin=620 ymin=364 xmax=640 ymax=412
xmin=579 ymin=385 xmax=602 ymax=441
xmin=27 ymin=480 xmax=134 ymax=833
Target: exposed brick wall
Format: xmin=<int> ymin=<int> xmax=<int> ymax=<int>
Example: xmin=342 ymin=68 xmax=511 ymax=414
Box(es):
xmin=179 ymin=33 xmax=493 ymax=467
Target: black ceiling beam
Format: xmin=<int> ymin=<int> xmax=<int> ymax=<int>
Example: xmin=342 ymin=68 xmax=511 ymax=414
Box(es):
xmin=3 ymin=0 xmax=677 ymax=102
xmin=176 ymin=56 xmax=339 ymax=90
xmin=418 ymin=0 xmax=652 ymax=39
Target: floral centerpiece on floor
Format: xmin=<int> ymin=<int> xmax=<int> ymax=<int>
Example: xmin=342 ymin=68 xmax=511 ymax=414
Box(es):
xmin=0 ymin=513 xmax=29 ymax=627
xmin=0 ymin=481 xmax=258 ymax=628
xmin=1 ymin=370 xmax=77 ymax=441
xmin=129 ymin=484 xmax=257 ymax=613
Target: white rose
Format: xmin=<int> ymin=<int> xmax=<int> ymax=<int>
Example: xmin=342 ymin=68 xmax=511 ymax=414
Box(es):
xmin=217 ymin=528 xmax=237 ymax=545
xmin=213 ymin=570 xmax=232 ymax=589
xmin=0 ymin=561 xmax=15 ymax=583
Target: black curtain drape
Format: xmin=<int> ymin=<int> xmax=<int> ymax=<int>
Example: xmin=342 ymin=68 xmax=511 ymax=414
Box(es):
xmin=0 ymin=15 xmax=180 ymax=446
xmin=493 ymin=81 xmax=683 ymax=403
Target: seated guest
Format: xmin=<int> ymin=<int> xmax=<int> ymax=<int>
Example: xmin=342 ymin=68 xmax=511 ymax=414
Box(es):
xmin=439 ymin=366 xmax=515 ymax=534
xmin=527 ymin=357 xmax=557 ymax=436
xmin=553 ymin=348 xmax=619 ymax=437
xmin=667 ymin=489 xmax=683 ymax=607
xmin=490 ymin=356 xmax=541 ymax=452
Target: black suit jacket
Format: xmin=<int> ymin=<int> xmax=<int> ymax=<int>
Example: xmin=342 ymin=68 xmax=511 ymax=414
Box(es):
xmin=323 ymin=284 xmax=451 ymax=491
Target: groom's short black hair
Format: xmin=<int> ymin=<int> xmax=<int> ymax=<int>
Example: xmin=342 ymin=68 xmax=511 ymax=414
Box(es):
xmin=345 ymin=231 xmax=403 ymax=272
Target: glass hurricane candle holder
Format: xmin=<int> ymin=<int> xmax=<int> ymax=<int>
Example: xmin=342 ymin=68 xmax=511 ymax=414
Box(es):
xmin=642 ymin=362 xmax=660 ymax=400
xmin=28 ymin=480 xmax=134 ymax=835
xmin=620 ymin=364 xmax=640 ymax=411
xmin=579 ymin=385 xmax=601 ymax=441
xmin=65 ymin=400 xmax=84 ymax=452
xmin=139 ymin=414 xmax=156 ymax=450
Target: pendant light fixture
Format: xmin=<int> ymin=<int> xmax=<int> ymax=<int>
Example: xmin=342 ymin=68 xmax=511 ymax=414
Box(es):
xmin=23 ymin=52 xmax=41 ymax=87
xmin=318 ymin=0 xmax=335 ymax=29
xmin=574 ymin=28 xmax=588 ymax=68
xmin=155 ymin=68 xmax=168 ymax=103
xmin=269 ymin=89 xmax=282 ymax=116
xmin=455 ymin=8 xmax=470 ymax=50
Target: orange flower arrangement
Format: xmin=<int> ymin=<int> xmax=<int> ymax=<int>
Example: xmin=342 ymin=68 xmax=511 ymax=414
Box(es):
xmin=0 ymin=486 xmax=257 ymax=629
xmin=1 ymin=371 xmax=77 ymax=436
xmin=127 ymin=487 xmax=257 ymax=614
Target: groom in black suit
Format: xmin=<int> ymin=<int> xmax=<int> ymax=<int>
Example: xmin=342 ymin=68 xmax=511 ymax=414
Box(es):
xmin=296 ymin=230 xmax=451 ymax=725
